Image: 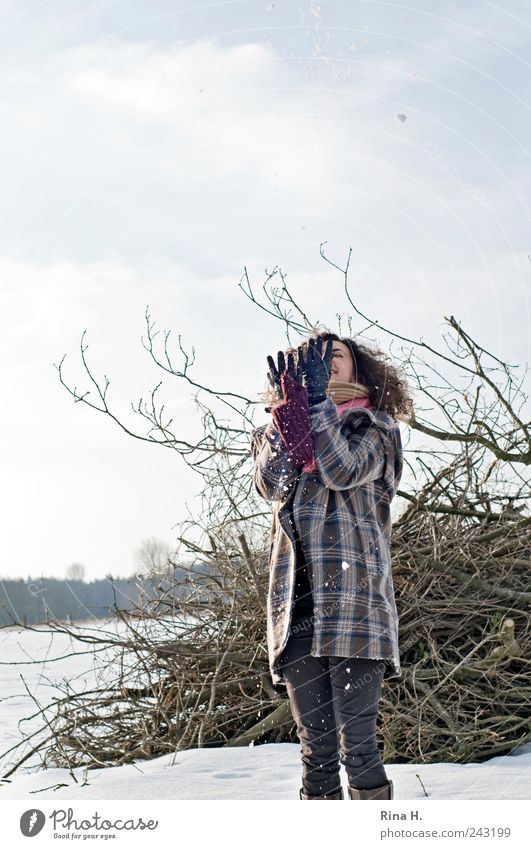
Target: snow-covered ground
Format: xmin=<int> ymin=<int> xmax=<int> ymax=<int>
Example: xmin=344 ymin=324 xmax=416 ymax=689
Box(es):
xmin=2 ymin=742 xmax=531 ymax=801
xmin=1 ymin=623 xmax=530 ymax=800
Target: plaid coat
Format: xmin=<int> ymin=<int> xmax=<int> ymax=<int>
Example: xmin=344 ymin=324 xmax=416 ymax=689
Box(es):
xmin=250 ymin=397 xmax=403 ymax=694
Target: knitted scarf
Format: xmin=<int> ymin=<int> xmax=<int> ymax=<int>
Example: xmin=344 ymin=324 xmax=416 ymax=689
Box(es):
xmin=325 ymin=379 xmax=371 ymax=404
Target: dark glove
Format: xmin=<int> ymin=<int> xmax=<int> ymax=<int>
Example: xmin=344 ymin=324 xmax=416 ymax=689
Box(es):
xmin=298 ymin=337 xmax=333 ymax=406
xmin=266 ymin=349 xmax=302 ymax=408
xmin=270 ymin=371 xmax=314 ymax=466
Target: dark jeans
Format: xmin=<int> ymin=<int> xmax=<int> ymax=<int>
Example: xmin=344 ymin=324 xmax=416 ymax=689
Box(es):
xmin=279 ymin=603 xmax=389 ymax=797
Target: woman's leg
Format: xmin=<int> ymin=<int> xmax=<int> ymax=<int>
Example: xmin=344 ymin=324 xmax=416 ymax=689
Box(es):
xmin=328 ymin=657 xmax=389 ymax=790
xmin=279 ymin=615 xmax=342 ymax=797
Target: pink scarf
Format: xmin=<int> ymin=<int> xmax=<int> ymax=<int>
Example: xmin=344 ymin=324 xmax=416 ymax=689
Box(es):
xmin=302 ymin=397 xmax=375 ymax=474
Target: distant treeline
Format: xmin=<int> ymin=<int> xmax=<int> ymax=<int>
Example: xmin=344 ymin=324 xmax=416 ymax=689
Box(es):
xmin=0 ymin=567 xmax=203 ymax=627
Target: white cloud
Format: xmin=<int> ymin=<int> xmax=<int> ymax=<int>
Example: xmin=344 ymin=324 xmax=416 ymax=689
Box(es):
xmin=58 ymin=38 xmax=336 ymax=188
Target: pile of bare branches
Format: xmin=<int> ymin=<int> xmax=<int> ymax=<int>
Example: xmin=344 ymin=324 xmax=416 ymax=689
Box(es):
xmin=0 ymin=560 xmax=288 ymax=778
xmin=385 ymin=452 xmax=530 ymax=763
xmin=2 ymin=247 xmax=529 ymax=777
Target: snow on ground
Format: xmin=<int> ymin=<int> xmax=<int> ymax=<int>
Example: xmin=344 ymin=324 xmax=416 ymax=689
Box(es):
xmin=1 ymin=744 xmax=531 ymax=801
xmin=1 ymin=622 xmax=101 ymax=756
xmin=1 ymin=623 xmax=530 ymax=800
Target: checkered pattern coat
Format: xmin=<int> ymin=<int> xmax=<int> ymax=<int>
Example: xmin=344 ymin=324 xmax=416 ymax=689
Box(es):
xmin=250 ymin=397 xmax=403 ymax=694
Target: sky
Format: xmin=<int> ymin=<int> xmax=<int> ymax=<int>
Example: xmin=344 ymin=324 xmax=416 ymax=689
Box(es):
xmin=1 ymin=0 xmax=530 ymax=583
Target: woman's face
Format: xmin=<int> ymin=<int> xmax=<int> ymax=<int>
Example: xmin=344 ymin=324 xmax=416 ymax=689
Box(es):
xmin=328 ymin=340 xmax=355 ymax=383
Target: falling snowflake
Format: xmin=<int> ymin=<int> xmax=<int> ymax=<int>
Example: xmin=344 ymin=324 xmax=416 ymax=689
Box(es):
xmin=396 ymin=113 xmax=408 ymax=122
xmin=341 ymin=561 xmax=350 ymax=570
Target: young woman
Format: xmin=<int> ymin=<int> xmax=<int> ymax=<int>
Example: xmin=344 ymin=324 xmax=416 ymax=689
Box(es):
xmin=250 ymin=330 xmax=413 ymax=800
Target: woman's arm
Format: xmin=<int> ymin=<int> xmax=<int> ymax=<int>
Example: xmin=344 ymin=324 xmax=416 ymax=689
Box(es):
xmin=250 ymin=420 xmax=300 ymax=501
xmin=308 ymin=399 xmax=392 ymax=492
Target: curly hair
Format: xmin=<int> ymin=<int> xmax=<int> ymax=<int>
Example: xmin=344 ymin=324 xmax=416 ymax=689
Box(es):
xmin=260 ymin=326 xmax=414 ymax=423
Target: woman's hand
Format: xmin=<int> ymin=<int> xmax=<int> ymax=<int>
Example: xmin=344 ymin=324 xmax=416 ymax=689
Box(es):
xmin=298 ymin=337 xmax=333 ymax=406
xmin=267 ymin=349 xmax=302 ymax=401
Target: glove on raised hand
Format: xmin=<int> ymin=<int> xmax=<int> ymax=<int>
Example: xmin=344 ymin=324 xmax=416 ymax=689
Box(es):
xmin=270 ymin=371 xmax=314 ymax=466
xmin=266 ymin=348 xmax=302 ymax=409
xmin=298 ymin=336 xmax=334 ymax=406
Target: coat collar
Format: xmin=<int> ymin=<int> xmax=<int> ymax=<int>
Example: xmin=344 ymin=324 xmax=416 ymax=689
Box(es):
xmin=336 ymin=401 xmax=396 ymax=431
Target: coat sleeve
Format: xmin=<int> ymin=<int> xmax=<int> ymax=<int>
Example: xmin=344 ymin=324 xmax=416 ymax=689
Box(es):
xmin=250 ymin=420 xmax=300 ymax=502
xmin=308 ymin=399 xmax=389 ymax=491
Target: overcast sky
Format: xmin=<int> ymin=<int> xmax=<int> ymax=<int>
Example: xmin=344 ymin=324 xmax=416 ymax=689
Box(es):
xmin=1 ymin=0 xmax=530 ymax=583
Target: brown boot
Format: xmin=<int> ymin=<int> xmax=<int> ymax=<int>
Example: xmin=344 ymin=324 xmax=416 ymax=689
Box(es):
xmin=347 ymin=779 xmax=393 ymax=800
xmin=299 ymin=786 xmax=344 ymax=799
